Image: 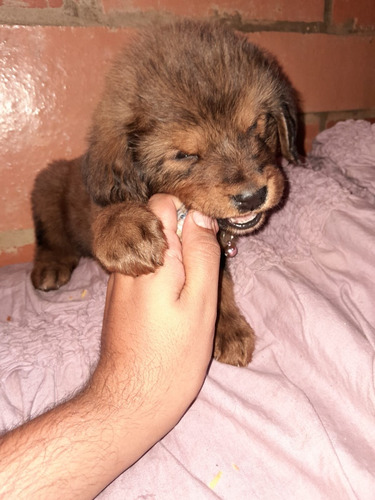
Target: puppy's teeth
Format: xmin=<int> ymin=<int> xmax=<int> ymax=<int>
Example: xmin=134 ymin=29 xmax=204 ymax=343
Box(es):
xmin=229 ymin=213 xmax=258 ymax=224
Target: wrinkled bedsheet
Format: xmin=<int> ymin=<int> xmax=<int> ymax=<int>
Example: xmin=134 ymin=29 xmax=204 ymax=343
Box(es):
xmin=1 ymin=120 xmax=374 ymax=499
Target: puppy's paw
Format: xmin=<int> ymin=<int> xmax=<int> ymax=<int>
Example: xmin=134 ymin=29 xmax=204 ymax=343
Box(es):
xmin=31 ymin=261 xmax=74 ymax=291
xmin=214 ymin=313 xmax=255 ymax=367
xmin=93 ymin=202 xmax=168 ymax=276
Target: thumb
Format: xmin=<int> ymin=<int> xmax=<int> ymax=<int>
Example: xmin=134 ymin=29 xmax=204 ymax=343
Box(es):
xmin=180 ymin=211 xmax=221 ymax=308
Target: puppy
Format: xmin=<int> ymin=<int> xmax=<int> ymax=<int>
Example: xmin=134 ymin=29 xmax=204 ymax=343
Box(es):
xmin=31 ymin=20 xmax=298 ymax=366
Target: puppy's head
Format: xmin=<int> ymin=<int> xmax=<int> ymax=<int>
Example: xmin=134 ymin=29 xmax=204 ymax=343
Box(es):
xmin=82 ymin=20 xmax=298 ymax=235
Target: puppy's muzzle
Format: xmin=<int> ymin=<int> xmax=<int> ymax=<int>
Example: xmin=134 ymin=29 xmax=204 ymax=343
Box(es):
xmin=217 ymin=186 xmax=268 ymax=233
xmin=232 ymin=186 xmax=267 ymax=212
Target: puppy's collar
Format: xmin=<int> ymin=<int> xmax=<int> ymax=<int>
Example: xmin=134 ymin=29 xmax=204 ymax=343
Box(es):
xmin=219 ymin=231 xmax=238 ymax=258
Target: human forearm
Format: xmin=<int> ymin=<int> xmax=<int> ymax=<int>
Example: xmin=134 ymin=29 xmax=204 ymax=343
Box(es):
xmin=0 ymin=372 xmax=178 ymax=500
xmin=0 ymin=387 xmax=135 ymax=499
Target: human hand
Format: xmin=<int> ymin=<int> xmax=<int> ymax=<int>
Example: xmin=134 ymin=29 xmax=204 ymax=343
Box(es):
xmin=90 ymin=194 xmax=221 ymax=461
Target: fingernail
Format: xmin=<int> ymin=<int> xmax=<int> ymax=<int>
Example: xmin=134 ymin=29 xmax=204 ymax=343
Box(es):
xmin=192 ymin=211 xmax=217 ymax=232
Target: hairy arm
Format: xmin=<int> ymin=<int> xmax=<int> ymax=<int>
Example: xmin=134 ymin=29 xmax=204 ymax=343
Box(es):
xmin=0 ymin=194 xmax=220 ymax=499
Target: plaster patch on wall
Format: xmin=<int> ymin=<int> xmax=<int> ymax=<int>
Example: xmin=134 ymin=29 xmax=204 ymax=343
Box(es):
xmin=0 ymin=228 xmax=34 ymax=253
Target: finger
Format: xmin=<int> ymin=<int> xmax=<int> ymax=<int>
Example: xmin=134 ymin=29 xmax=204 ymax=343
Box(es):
xmin=147 ymin=194 xmax=181 ymax=234
xmin=146 ymin=194 xmax=187 ymax=298
xmin=147 ymin=193 xmax=185 ymax=260
xmin=180 ymin=211 xmax=221 ymax=310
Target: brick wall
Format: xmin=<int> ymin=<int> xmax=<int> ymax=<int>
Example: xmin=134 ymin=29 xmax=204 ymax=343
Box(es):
xmin=0 ymin=0 xmax=374 ymax=265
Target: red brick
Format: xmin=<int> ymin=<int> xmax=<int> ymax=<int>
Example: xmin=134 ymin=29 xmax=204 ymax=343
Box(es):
xmin=332 ymin=0 xmax=375 ymax=30
xmin=101 ymin=0 xmax=325 ymax=22
xmin=301 ymin=115 xmax=322 ymax=153
xmin=0 ymin=26 xmax=133 ymax=232
xmin=248 ymin=32 xmax=375 ymax=113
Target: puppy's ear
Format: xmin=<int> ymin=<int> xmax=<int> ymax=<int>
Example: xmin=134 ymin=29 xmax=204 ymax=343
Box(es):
xmin=81 ymin=125 xmax=150 ymax=206
xmin=276 ymin=102 xmax=298 ymax=163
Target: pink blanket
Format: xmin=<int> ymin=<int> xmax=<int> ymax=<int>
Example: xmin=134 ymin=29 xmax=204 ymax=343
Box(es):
xmin=1 ymin=120 xmax=374 ymax=498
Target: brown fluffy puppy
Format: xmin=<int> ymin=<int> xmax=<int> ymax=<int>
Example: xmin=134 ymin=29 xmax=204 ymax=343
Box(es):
xmin=31 ymin=20 xmax=298 ymax=366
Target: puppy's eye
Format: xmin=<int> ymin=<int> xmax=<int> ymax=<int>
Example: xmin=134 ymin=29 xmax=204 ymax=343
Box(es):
xmin=247 ymin=120 xmax=258 ymax=135
xmin=247 ymin=114 xmax=268 ymax=137
xmin=175 ymin=151 xmax=199 ymax=161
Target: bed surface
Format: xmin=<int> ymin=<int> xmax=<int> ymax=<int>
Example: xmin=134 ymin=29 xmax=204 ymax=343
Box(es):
xmin=1 ymin=120 xmax=374 ymax=499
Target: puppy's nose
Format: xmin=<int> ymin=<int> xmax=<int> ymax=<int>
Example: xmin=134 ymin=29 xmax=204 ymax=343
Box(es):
xmin=232 ymin=186 xmax=267 ymax=212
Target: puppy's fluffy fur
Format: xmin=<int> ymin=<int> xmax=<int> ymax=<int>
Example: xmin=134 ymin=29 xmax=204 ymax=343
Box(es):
xmin=31 ymin=20 xmax=298 ymax=366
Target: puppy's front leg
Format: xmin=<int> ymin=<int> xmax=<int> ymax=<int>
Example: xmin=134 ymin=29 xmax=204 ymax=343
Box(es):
xmin=214 ymin=267 xmax=255 ymax=366
xmin=92 ymin=202 xmax=167 ymax=276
